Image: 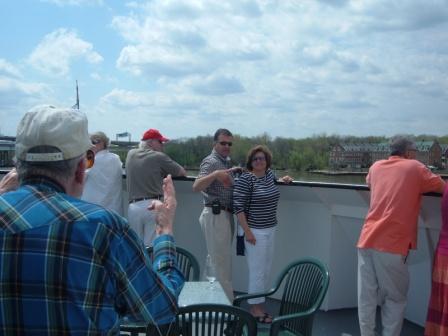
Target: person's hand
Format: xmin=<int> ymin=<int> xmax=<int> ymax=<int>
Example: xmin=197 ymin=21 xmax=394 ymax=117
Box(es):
xmin=214 ymin=169 xmax=233 ymax=188
xmin=245 ymin=229 xmax=256 ymax=245
xmin=148 ymin=175 xmax=177 ymax=235
xmin=279 ymin=175 xmax=293 ymax=184
xmin=0 ymin=168 xmax=19 ymax=195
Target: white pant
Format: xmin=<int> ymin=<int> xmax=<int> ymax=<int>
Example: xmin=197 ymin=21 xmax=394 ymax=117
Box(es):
xmin=127 ymin=200 xmax=156 ymax=247
xmin=358 ymin=248 xmax=409 ymax=336
xmin=245 ymin=226 xmax=276 ymax=305
xmin=199 ymin=207 xmax=235 ymax=301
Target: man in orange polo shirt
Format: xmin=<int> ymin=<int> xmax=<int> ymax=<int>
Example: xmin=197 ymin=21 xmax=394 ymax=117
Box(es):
xmin=357 ymin=136 xmax=445 ymax=336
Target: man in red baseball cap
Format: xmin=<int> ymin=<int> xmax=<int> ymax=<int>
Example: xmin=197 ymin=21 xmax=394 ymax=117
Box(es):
xmin=126 ymin=128 xmax=186 ymax=246
xmin=141 ymin=129 xmax=169 ymax=143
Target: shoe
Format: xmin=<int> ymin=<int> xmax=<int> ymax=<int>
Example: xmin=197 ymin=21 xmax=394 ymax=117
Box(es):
xmin=254 ymin=313 xmax=273 ymax=324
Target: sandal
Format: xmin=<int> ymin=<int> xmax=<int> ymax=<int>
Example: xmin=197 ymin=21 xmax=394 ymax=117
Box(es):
xmin=254 ymin=313 xmax=273 ymax=324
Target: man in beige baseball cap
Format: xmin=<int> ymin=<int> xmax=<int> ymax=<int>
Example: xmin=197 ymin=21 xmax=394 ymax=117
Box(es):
xmin=14 ymin=104 xmax=92 ymax=197
xmin=0 ymin=105 xmax=184 ymax=334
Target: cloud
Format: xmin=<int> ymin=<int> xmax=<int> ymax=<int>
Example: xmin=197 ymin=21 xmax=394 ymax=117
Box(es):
xmin=0 ymin=59 xmax=22 ymax=78
xmin=335 ymin=99 xmax=376 ymax=109
xmin=116 ymin=45 xmax=207 ymax=77
xmin=300 ymin=45 xmax=333 ymax=66
xmin=168 ymin=29 xmax=207 ymax=49
xmin=235 ymin=1 xmax=262 ymax=18
xmin=0 ymin=77 xmax=48 ymax=102
xmin=90 ymin=72 xmax=101 ymax=80
xmin=0 ymin=76 xmax=50 ymax=134
xmin=190 ymin=75 xmax=245 ymax=96
xmin=40 ymin=0 xmax=103 ymax=6
xmin=154 ymin=0 xmax=203 ymax=20
xmin=317 ymin=0 xmax=349 ymax=8
xmin=4 ymin=0 xmax=447 ymax=139
xmin=28 ymin=28 xmax=103 ymax=76
xmin=351 ymin=0 xmax=448 ymax=32
xmin=100 ymin=88 xmax=152 ymax=107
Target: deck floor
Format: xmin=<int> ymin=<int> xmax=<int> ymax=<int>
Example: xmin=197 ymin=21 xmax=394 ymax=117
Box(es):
xmin=247 ymin=297 xmax=424 ymax=336
xmin=312 ymin=308 xmax=423 ymax=336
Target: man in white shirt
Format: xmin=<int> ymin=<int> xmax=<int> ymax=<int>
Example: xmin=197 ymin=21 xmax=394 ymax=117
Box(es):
xmin=81 ymin=131 xmax=124 ymax=215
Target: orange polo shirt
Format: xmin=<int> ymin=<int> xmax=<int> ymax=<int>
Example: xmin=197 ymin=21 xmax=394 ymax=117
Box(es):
xmin=357 ymin=156 xmax=445 ymax=256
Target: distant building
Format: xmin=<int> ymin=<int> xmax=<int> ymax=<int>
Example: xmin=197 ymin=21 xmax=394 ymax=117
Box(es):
xmin=415 ymin=140 xmax=442 ymax=168
xmin=329 ymin=140 xmax=444 ymax=170
xmin=329 ymin=142 xmax=388 ymax=170
xmin=441 ymin=144 xmax=448 ymax=169
xmin=0 ymin=139 xmax=15 ymax=167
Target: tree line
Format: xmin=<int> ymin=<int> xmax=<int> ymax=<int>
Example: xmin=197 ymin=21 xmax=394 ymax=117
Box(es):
xmin=161 ymin=133 xmax=448 ymax=172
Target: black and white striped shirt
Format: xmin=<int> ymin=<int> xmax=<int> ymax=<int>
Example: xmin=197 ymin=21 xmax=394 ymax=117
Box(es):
xmin=233 ymin=169 xmax=280 ymax=229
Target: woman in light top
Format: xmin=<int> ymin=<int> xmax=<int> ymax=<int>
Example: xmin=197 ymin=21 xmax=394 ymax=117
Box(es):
xmin=233 ymin=145 xmax=292 ymax=323
xmin=81 ymin=132 xmax=124 ymax=215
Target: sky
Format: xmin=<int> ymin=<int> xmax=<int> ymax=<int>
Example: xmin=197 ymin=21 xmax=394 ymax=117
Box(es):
xmin=1 ymin=0 xmax=448 ymax=141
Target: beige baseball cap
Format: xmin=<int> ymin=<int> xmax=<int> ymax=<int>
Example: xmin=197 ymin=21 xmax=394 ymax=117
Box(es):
xmin=15 ymin=105 xmax=92 ymax=162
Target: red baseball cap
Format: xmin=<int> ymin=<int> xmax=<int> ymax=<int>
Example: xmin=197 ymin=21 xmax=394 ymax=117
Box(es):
xmin=141 ymin=128 xmax=169 ymax=142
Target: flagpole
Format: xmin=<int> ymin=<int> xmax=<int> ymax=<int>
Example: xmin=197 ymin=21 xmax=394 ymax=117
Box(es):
xmin=72 ymin=80 xmax=79 ymax=109
xmin=75 ymin=80 xmax=79 ymax=109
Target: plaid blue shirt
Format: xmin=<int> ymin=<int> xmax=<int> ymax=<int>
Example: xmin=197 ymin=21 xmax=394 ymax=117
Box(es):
xmin=0 ymin=176 xmax=184 ymax=335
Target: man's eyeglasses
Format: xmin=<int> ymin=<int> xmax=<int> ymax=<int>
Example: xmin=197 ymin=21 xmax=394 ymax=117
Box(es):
xmin=252 ymin=156 xmax=266 ymax=162
xmin=219 ymin=141 xmax=232 ymax=147
xmin=86 ymin=149 xmax=95 ymax=169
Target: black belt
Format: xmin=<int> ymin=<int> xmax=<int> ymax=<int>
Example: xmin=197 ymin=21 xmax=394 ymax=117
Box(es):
xmin=204 ymin=204 xmax=233 ymax=213
xmin=129 ymin=195 xmax=163 ymax=204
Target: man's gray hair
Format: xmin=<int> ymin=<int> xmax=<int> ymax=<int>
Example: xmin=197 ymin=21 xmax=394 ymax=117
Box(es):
xmin=16 ymin=146 xmax=83 ymax=184
xmin=139 ymin=140 xmax=151 ymax=149
xmin=90 ymin=131 xmax=110 ymax=149
xmin=390 ymin=136 xmax=415 ymax=156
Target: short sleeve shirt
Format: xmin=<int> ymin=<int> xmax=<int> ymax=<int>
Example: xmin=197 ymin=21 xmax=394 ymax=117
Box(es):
xmin=233 ymin=169 xmax=280 ymax=229
xmin=197 ymin=149 xmax=233 ymax=208
xmin=357 ymin=156 xmax=445 ymax=255
xmin=126 ymin=147 xmax=184 ymax=200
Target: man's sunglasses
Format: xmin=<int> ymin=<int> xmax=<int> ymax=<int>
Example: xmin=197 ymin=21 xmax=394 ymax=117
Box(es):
xmin=218 ymin=141 xmax=232 ymax=147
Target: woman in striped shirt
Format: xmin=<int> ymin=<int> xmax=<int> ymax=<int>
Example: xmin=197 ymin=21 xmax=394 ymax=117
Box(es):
xmin=233 ymin=145 xmax=292 ymax=323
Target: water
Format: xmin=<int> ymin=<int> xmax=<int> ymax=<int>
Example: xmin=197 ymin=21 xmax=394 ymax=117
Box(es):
xmin=274 ymin=170 xmax=367 ymax=185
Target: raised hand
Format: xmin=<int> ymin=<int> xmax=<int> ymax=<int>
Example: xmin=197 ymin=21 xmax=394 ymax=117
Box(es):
xmin=148 ymin=175 xmax=177 ymax=235
xmin=214 ymin=169 xmax=234 ymax=188
xmin=0 ymin=168 xmax=19 ymax=195
xmin=279 ymin=175 xmax=293 ymax=184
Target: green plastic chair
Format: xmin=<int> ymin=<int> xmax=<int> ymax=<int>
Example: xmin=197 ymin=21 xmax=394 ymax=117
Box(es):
xmin=233 ymin=258 xmax=330 ymax=336
xmin=147 ymin=246 xmax=200 ymax=281
xmin=176 ymin=303 xmax=258 ymax=336
xmin=121 ymin=304 xmax=257 ymax=336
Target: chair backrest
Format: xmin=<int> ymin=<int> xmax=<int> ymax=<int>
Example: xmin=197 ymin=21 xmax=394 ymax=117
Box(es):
xmin=147 ymin=246 xmax=200 ymax=281
xmin=176 ymin=304 xmax=257 ymax=336
xmin=276 ymin=258 xmax=330 ymax=336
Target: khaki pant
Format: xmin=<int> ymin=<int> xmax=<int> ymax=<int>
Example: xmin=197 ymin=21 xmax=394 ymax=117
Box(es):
xmin=199 ymin=207 xmax=235 ymax=301
xmin=358 ymin=248 xmax=409 ymax=336
xmin=128 ymin=200 xmax=156 ymax=247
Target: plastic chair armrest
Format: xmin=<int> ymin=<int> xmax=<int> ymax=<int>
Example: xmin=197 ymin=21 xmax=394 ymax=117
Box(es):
xmin=233 ymin=286 xmax=279 ymax=306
